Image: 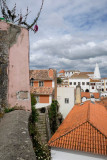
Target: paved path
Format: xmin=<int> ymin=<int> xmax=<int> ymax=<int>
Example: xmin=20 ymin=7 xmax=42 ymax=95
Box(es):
xmin=0 ymin=110 xmax=36 ymax=160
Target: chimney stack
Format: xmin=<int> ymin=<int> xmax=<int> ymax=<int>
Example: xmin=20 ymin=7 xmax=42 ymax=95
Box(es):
xmin=75 ymin=85 xmax=81 ymax=104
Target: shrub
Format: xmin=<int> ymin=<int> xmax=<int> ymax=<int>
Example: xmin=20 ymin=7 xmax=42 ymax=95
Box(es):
xmin=4 ymin=107 xmax=15 ymax=113
xmin=49 ymin=100 xmax=58 ymax=135
xmin=57 ymin=77 xmax=62 ymax=84
xmin=31 ymin=93 xmax=37 ymax=106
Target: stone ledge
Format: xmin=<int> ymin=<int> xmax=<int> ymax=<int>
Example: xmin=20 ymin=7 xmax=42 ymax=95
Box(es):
xmin=0 ymin=110 xmax=36 ymax=160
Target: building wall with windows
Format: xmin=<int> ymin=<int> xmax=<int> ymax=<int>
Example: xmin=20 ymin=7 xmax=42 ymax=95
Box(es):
xmin=69 ymin=78 xmax=90 ymax=92
xmin=57 ymin=87 xmax=74 ymax=118
xmin=33 ymin=80 xmax=52 ymax=88
xmin=101 ymin=78 xmax=107 ymax=92
xmin=30 ymin=69 xmax=57 ymax=108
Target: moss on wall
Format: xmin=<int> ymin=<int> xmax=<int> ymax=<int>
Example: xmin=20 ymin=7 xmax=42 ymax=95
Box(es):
xmin=0 ymin=23 xmax=21 ymax=111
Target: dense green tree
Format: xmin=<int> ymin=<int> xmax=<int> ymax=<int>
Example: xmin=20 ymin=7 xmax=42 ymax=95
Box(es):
xmin=57 ymin=77 xmax=62 ymax=84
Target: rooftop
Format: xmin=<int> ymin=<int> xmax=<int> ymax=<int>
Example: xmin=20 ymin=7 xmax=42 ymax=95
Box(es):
xmin=30 ymin=87 xmax=54 ymax=95
xmin=30 ymin=69 xmax=56 ymax=80
xmin=90 ymin=79 xmax=101 ymax=82
xmin=48 ymin=101 xmax=107 ymax=155
xmin=58 ymin=70 xmax=65 ymax=74
xmin=97 ymin=97 xmax=107 ymax=108
xmin=81 ymin=92 xmax=100 ymax=99
xmin=70 ymin=72 xmax=89 ymax=79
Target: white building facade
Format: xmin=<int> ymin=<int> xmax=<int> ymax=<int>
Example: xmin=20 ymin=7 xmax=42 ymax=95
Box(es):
xmin=57 ymin=87 xmax=74 ymax=118
xmin=69 ymin=78 xmax=90 ymax=92
xmin=51 ymin=148 xmax=106 ymax=160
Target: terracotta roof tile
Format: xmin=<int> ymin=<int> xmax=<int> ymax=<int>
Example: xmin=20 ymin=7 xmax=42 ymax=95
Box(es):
xmin=82 ymin=72 xmax=94 ymax=74
xmin=81 ymin=92 xmax=90 ymax=98
xmin=30 ymin=69 xmax=56 ymax=80
xmin=48 ymin=101 xmax=107 ymax=155
xmin=66 ymin=70 xmax=80 ymax=72
xmin=93 ymin=93 xmax=100 ymax=99
xmin=30 ymin=87 xmax=54 ymax=95
xmin=59 ymin=70 xmax=65 ymax=73
xmin=70 ymin=72 xmax=89 ymax=79
xmin=97 ymin=97 xmax=107 ymax=108
xmin=81 ymin=92 xmax=100 ymax=99
xmin=90 ymin=79 xmax=101 ymax=82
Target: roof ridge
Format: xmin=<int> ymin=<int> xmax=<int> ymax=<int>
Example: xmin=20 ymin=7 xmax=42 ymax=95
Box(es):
xmin=48 ymin=121 xmax=87 ymax=145
xmin=88 ymin=121 xmax=107 ymax=137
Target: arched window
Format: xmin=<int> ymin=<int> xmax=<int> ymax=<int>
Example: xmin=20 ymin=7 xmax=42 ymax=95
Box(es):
xmin=85 ymin=89 xmax=89 ymax=92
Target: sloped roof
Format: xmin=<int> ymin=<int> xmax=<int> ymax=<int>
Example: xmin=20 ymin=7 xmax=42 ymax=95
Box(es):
xmin=97 ymin=97 xmax=107 ymax=108
xmin=82 ymin=72 xmax=94 ymax=74
xmin=81 ymin=92 xmax=100 ymax=99
xmin=70 ymin=72 xmax=89 ymax=79
xmin=93 ymin=93 xmax=100 ymax=99
xmin=81 ymin=92 xmax=90 ymax=98
xmin=30 ymin=69 xmax=56 ymax=80
xmin=58 ymin=70 xmax=65 ymax=74
xmin=48 ymin=101 xmax=107 ymax=155
xmin=90 ymin=79 xmax=101 ymax=82
xmin=65 ymin=70 xmax=80 ymax=72
xmin=30 ymin=87 xmax=54 ymax=95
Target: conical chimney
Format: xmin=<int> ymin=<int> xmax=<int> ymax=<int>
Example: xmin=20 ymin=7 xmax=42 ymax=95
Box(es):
xmin=75 ymin=85 xmax=81 ymax=104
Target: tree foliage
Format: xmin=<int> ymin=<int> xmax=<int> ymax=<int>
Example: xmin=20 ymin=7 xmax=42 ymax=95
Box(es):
xmin=57 ymin=77 xmax=62 ymax=84
xmin=49 ymin=100 xmax=59 ymax=135
xmin=0 ymin=0 xmax=44 ymax=32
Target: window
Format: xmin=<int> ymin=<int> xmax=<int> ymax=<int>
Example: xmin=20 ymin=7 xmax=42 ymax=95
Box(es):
xmin=87 ymin=82 xmax=89 ymax=85
xmin=92 ymin=86 xmax=94 ymax=89
xmin=36 ymin=96 xmax=39 ymax=103
xmin=78 ymin=82 xmax=80 ymax=85
xmin=102 ymin=83 xmax=104 ymax=86
xmin=65 ymin=98 xmax=69 ymax=103
xmin=106 ymin=82 xmax=107 ymax=85
xmin=91 ymin=83 xmax=95 ymax=86
xmin=106 ymin=88 xmax=107 ymax=91
xmin=69 ymin=82 xmax=72 ymax=85
xmin=30 ymin=78 xmax=34 ymax=86
xmin=74 ymin=82 xmax=76 ymax=85
xmin=82 ymin=82 xmax=85 ymax=85
xmin=39 ymin=81 xmax=44 ymax=87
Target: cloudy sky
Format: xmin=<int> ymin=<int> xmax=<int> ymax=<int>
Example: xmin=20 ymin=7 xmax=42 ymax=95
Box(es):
xmin=1 ymin=0 xmax=107 ymax=77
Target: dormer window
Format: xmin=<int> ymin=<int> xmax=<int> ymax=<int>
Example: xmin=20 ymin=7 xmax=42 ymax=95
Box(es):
xmin=39 ymin=81 xmax=44 ymax=87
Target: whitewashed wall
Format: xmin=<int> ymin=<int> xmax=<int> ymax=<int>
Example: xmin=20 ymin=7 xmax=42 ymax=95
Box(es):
xmin=69 ymin=78 xmax=90 ymax=92
xmin=57 ymin=87 xmax=74 ymax=118
xmin=51 ymin=148 xmax=106 ymax=160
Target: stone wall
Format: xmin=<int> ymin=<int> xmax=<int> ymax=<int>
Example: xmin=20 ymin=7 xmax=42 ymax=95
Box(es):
xmin=0 ymin=30 xmax=8 ymax=110
xmin=0 ymin=21 xmax=31 ymax=111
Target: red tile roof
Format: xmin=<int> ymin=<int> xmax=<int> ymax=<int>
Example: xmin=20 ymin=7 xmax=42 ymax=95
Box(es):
xmin=48 ymin=101 xmax=107 ymax=155
xmin=90 ymin=79 xmax=101 ymax=82
xmin=59 ymin=70 xmax=65 ymax=74
xmin=81 ymin=92 xmax=100 ymax=99
xmin=82 ymin=72 xmax=94 ymax=74
xmin=81 ymin=92 xmax=90 ymax=98
xmin=70 ymin=72 xmax=89 ymax=79
xmin=30 ymin=69 xmax=56 ymax=80
xmin=30 ymin=87 xmax=54 ymax=95
xmin=97 ymin=97 xmax=107 ymax=108
xmin=93 ymin=93 xmax=100 ymax=99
